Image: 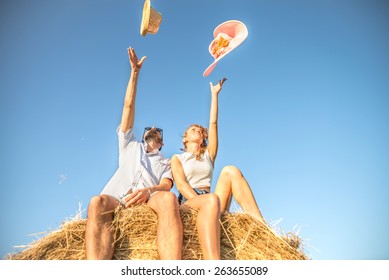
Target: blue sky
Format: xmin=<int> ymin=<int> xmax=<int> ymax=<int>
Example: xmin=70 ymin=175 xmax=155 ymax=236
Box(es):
xmin=1 ymin=0 xmax=388 ymax=260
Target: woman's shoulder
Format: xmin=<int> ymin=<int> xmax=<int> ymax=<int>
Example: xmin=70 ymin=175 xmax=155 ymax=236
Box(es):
xmin=173 ymin=152 xmax=194 ymax=161
xmin=173 ymin=152 xmax=184 ymax=158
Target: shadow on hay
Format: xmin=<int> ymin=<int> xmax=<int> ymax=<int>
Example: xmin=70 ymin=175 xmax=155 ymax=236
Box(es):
xmin=7 ymin=205 xmax=307 ymax=260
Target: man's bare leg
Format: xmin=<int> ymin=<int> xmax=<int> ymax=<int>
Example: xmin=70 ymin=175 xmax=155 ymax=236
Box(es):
xmin=85 ymin=194 xmax=119 ymax=259
xmin=148 ymin=192 xmax=183 ymax=259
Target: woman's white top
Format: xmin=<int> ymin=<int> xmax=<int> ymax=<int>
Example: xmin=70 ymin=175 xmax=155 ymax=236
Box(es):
xmin=175 ymin=150 xmax=213 ymax=188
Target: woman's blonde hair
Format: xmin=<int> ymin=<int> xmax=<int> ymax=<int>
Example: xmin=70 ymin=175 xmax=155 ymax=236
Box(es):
xmin=182 ymin=124 xmax=208 ymax=160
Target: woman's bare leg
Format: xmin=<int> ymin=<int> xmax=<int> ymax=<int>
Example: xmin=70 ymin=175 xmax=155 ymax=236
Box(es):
xmin=214 ymin=166 xmax=265 ymax=223
xmin=185 ymin=193 xmax=221 ymax=260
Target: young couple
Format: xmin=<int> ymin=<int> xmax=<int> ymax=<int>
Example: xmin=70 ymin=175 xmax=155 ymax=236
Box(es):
xmin=85 ymin=47 xmax=266 ymax=260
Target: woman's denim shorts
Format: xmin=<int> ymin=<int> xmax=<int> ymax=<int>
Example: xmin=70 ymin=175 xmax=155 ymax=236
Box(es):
xmin=178 ymin=188 xmax=210 ymax=205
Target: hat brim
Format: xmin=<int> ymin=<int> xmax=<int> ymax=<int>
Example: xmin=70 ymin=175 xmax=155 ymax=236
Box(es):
xmin=140 ymin=0 xmax=151 ymax=36
xmin=203 ymin=20 xmax=248 ymax=76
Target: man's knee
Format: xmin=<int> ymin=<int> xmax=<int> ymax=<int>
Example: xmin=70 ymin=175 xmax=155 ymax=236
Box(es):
xmin=151 ymin=192 xmax=179 ymax=213
xmin=87 ymin=195 xmax=114 ymax=217
xmin=88 ymin=196 xmax=101 ymax=216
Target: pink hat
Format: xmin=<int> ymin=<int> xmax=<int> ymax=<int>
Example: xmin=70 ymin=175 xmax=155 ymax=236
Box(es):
xmin=203 ymin=20 xmax=248 ymax=77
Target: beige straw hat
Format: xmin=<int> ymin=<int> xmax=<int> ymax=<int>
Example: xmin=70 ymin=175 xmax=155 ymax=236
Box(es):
xmin=140 ymin=0 xmax=162 ymax=36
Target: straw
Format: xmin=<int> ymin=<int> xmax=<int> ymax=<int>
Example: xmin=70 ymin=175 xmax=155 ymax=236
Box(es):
xmin=7 ymin=205 xmax=308 ymax=260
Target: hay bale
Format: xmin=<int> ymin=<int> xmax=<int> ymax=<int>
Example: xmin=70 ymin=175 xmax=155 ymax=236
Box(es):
xmin=7 ymin=205 xmax=307 ymax=260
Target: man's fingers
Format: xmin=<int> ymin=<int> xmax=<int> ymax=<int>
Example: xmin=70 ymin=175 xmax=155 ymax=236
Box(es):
xmin=139 ymin=56 xmax=147 ymax=65
xmin=125 ymin=191 xmax=142 ymax=207
xmin=128 ymin=47 xmax=140 ymax=62
xmin=128 ymin=47 xmax=134 ymax=57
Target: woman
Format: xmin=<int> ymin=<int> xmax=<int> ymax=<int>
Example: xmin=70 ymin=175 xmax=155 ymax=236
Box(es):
xmin=171 ymin=78 xmax=266 ymax=258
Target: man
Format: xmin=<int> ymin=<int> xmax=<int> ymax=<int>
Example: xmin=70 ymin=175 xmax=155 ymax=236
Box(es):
xmin=85 ymin=47 xmax=183 ymax=260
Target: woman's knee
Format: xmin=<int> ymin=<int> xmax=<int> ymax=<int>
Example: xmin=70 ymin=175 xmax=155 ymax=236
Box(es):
xmin=202 ymin=193 xmax=221 ymax=211
xmin=221 ymin=165 xmax=242 ymax=178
